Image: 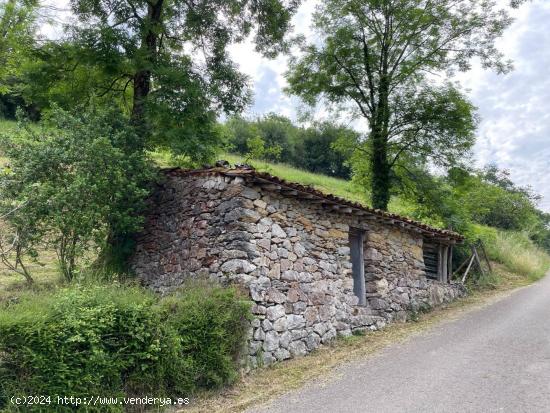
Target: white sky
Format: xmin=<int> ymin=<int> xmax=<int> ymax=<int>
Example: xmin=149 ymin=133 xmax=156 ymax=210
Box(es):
xmin=40 ymin=0 xmax=550 ymax=211
xmin=230 ymin=0 xmax=550 ymax=212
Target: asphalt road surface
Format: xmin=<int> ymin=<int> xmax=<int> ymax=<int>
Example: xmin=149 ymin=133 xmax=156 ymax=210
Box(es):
xmin=250 ymin=274 xmax=550 ymax=413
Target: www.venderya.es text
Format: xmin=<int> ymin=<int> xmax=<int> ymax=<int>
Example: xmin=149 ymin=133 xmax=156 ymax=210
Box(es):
xmin=10 ymin=395 xmax=190 ymax=408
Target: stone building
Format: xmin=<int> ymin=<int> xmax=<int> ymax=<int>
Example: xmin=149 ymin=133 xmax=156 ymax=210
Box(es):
xmin=131 ymin=165 xmax=466 ymax=366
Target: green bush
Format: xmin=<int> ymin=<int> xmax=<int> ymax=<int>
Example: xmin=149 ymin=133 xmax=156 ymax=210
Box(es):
xmin=0 ymin=105 xmax=154 ymax=281
xmin=158 ymin=281 xmax=252 ymax=390
xmin=0 ymin=282 xmax=251 ymax=411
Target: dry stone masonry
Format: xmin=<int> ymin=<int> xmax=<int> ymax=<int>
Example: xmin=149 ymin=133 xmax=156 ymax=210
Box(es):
xmin=131 ymin=167 xmax=466 ymax=367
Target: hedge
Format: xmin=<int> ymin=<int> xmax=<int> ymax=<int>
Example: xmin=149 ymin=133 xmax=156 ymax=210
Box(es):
xmin=0 ymin=282 xmax=251 ymax=411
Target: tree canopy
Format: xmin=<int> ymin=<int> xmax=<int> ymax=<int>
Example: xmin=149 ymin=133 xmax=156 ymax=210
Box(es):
xmin=13 ymin=0 xmax=301 ymax=162
xmin=286 ymin=0 xmax=519 ymax=210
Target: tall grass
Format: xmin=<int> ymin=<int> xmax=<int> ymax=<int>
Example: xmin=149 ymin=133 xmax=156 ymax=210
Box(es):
xmin=469 ymin=224 xmax=550 ymax=280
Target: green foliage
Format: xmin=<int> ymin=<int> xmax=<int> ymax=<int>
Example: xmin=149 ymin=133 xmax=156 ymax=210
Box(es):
xmin=446 ymin=165 xmax=538 ymax=231
xmin=225 ymin=116 xmax=355 ymax=179
xmin=223 ymin=153 xmax=368 ymax=205
xmin=158 ymin=281 xmax=252 ymax=389
xmin=286 ymin=0 xmax=516 ymax=209
xmin=0 ymin=105 xmax=153 ymax=281
xmin=0 ymin=0 xmax=39 ymax=94
xmin=0 ymin=282 xmax=252 ymax=410
xmin=245 ymin=135 xmax=282 ymax=163
xmin=9 ymin=0 xmax=301 ymax=162
xmin=469 ymin=225 xmax=550 ymax=281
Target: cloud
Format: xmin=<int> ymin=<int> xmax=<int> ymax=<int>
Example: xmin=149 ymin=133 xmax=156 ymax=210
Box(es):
xmin=237 ymin=0 xmax=550 ymax=212
xmin=458 ymin=0 xmax=550 ymax=211
xmin=40 ymin=0 xmax=550 ymax=211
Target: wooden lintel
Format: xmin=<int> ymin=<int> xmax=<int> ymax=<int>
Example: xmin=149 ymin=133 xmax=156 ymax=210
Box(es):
xmin=261 ymin=183 xmax=281 ymax=191
xmin=299 ymin=193 xmax=316 ymax=200
xmin=281 ymin=189 xmax=298 ymax=196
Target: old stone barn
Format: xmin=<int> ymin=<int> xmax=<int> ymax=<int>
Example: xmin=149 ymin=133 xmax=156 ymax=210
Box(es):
xmin=131 ymin=165 xmax=465 ymax=366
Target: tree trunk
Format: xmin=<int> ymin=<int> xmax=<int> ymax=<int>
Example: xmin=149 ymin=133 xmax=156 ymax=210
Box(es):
xmin=370 ymin=126 xmax=390 ymax=210
xmin=130 ymin=0 xmax=164 ymax=135
xmin=370 ymin=72 xmax=391 ymax=210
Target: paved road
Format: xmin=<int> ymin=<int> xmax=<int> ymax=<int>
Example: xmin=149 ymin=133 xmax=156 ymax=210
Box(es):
xmin=250 ymin=274 xmax=550 ymax=413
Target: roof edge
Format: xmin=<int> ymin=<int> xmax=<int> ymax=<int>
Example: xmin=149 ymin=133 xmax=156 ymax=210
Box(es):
xmin=161 ymin=166 xmax=464 ymax=243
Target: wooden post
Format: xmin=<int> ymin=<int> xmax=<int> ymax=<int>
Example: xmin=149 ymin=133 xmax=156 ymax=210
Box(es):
xmin=447 ymin=246 xmax=453 ymax=283
xmin=461 ymin=254 xmax=476 ymax=283
xmin=477 ymin=240 xmax=493 ymax=273
xmin=472 ymin=245 xmax=485 ymax=276
xmin=441 ymin=245 xmax=448 ymax=283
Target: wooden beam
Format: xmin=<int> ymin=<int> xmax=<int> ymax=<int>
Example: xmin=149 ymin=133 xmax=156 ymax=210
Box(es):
xmin=441 ymin=245 xmax=449 ymax=283
xmin=472 ymin=245 xmax=485 ymax=276
xmin=477 ymin=239 xmax=493 ymax=273
xmin=447 ymin=246 xmax=453 ymax=283
xmin=461 ymin=255 xmax=476 ymax=283
xmin=261 ymin=183 xmax=281 ymax=191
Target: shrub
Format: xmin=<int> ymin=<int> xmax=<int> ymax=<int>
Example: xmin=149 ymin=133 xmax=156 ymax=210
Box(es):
xmin=158 ymin=281 xmax=252 ymax=390
xmin=0 ymin=282 xmax=252 ymax=411
xmin=0 ymin=105 xmax=154 ymax=281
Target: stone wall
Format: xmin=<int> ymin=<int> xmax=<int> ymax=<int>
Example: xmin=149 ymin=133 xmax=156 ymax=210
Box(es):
xmin=131 ymin=172 xmax=465 ymax=367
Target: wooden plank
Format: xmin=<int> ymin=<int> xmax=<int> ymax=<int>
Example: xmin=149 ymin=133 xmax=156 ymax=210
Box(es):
xmin=461 ymin=255 xmax=476 ymax=283
xmin=472 ymin=245 xmax=485 ymax=276
xmin=478 ymin=239 xmax=493 ymax=273
xmin=441 ymin=245 xmax=449 ymax=283
xmin=453 ymin=255 xmax=471 ymax=276
xmin=261 ymin=184 xmax=281 ymax=191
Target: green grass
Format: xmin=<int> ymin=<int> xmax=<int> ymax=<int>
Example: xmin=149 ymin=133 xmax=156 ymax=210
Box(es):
xmin=0 ymin=119 xmax=17 ymax=133
xmin=224 ymin=153 xmax=370 ymax=205
xmin=488 ymin=230 xmax=550 ymax=281
xmin=467 ymin=224 xmax=550 ymax=281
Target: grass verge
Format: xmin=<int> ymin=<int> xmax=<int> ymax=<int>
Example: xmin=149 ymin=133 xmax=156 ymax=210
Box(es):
xmin=182 ymin=264 xmax=541 ymax=413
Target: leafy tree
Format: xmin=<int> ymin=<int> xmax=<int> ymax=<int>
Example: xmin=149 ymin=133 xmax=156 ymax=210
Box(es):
xmin=244 ymin=135 xmax=282 ymax=164
xmin=0 ymin=0 xmax=38 ymax=93
xmin=17 ymin=0 xmax=301 ymax=163
xmin=224 ymin=116 xmax=262 ymax=155
xmin=225 ymin=115 xmax=355 ymax=178
xmin=0 ymin=105 xmax=153 ymax=281
xmin=451 ymin=168 xmax=539 ymax=232
xmin=0 ymin=0 xmax=41 ymax=119
xmin=286 ymin=0 xmax=521 ymax=210
xmin=301 ymin=122 xmax=355 ymax=178
xmin=255 ymin=113 xmax=301 ymax=161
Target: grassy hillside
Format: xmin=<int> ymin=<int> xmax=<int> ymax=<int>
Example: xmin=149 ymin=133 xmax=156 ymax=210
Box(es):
xmin=222 ymin=153 xmax=421 ymax=220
